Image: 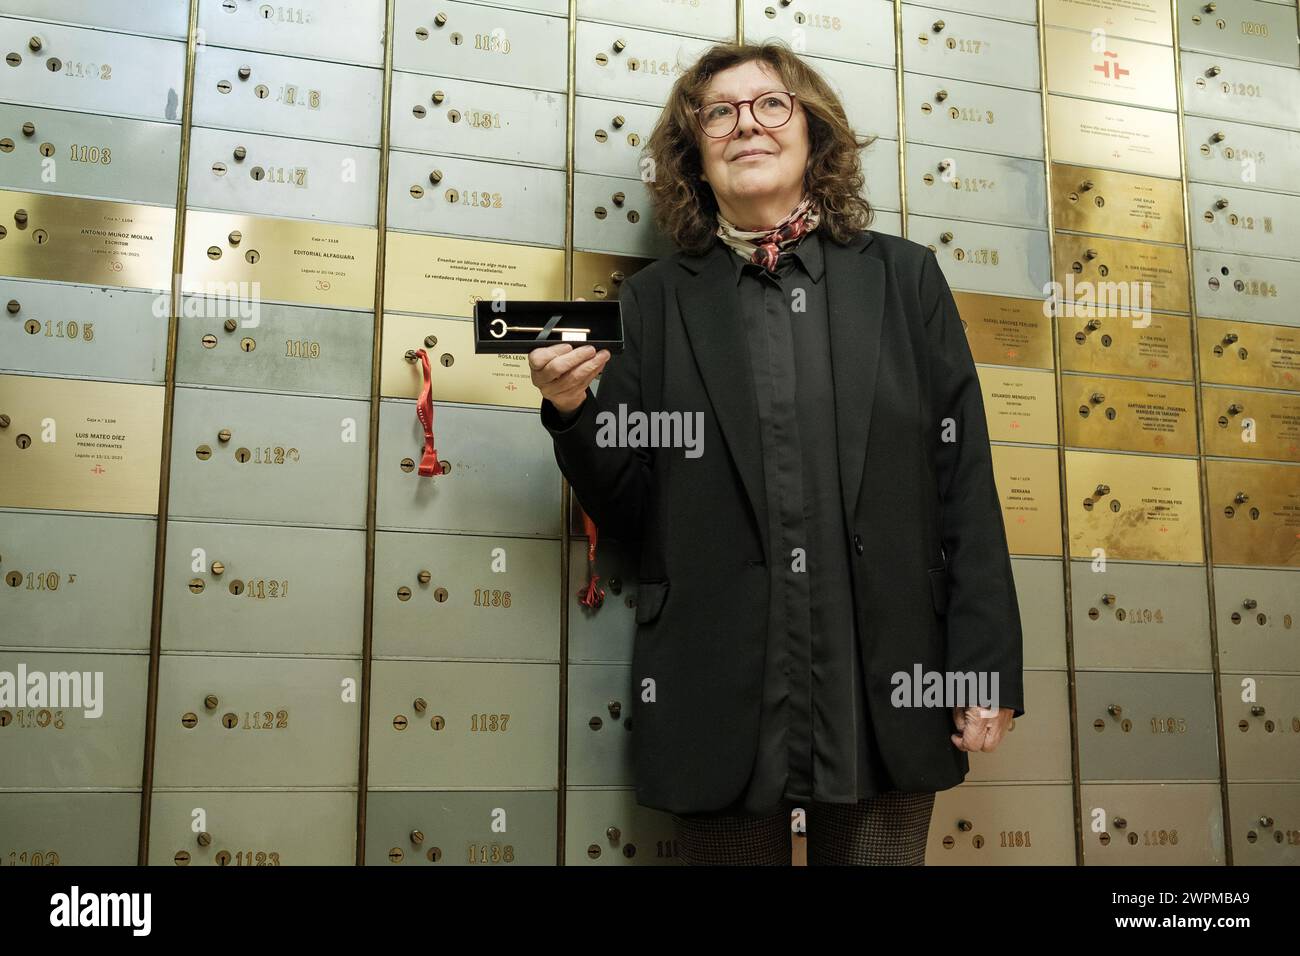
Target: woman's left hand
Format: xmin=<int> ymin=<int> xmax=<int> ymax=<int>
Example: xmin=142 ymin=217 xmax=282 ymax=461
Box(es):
xmin=950 ymin=706 xmax=1015 ymax=753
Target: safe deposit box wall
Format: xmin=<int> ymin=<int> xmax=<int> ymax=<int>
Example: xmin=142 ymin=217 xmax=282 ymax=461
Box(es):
xmin=1 ymin=0 xmax=1297 ymax=867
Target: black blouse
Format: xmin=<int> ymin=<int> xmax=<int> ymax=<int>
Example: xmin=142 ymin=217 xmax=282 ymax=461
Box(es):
xmin=724 ymin=228 xmax=895 ymax=815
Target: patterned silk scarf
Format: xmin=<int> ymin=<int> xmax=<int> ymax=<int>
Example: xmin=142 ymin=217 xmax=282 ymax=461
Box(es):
xmin=715 ymin=194 xmax=821 ymax=273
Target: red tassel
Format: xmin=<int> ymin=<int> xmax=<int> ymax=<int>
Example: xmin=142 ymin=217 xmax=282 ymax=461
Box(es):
xmin=576 ymin=510 xmax=604 ymax=609
xmin=414 ymin=348 xmax=443 ymax=477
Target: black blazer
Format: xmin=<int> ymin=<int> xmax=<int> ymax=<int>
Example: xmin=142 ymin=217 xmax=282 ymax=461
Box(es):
xmin=541 ymin=228 xmax=1025 ymax=815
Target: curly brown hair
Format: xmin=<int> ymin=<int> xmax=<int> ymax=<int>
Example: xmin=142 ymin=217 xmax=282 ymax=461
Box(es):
xmin=644 ymin=40 xmax=877 ymax=255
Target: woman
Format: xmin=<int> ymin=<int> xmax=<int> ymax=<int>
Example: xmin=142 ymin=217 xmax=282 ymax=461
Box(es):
xmin=531 ymin=42 xmax=1024 ymax=865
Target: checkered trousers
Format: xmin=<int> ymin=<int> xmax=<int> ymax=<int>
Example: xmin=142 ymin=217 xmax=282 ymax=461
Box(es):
xmin=671 ymin=790 xmax=936 ymax=866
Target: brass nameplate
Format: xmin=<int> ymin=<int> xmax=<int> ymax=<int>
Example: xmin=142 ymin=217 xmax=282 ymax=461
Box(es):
xmin=1044 ymin=0 xmax=1172 ymax=45
xmin=1201 ymin=386 xmax=1300 ymax=463
xmin=954 ymin=292 xmax=1055 ymax=369
xmin=1059 ymin=310 xmax=1193 ymax=381
xmin=0 ymin=374 xmax=163 ymax=514
xmin=1044 ymin=27 xmax=1176 ymax=111
xmin=384 ymin=233 xmax=564 ymax=318
xmin=1065 ymin=450 xmax=1203 ymax=562
xmin=1053 ymin=233 xmax=1190 ymax=315
xmin=990 ymin=444 xmax=1063 ymax=557
xmin=1198 ymin=318 xmax=1300 ymax=392
xmin=572 ymin=250 xmax=652 ymax=302
xmin=182 ymin=212 xmax=378 ymax=311
xmin=381 ymin=313 xmax=536 ymax=408
xmin=1061 ymin=375 xmax=1199 ymax=455
xmin=1051 ymin=164 xmax=1186 ymax=245
xmin=978 ymin=368 xmax=1059 ymax=444
xmin=0 ymin=190 xmax=174 ymax=291
xmin=1206 ymin=459 xmax=1300 ymax=567
xmin=1048 ymin=96 xmax=1181 ymax=179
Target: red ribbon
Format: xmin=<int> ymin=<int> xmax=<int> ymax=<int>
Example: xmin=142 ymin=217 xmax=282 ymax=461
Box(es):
xmin=414 ymin=348 xmax=443 ymax=477
xmin=577 ymin=510 xmax=604 ymax=609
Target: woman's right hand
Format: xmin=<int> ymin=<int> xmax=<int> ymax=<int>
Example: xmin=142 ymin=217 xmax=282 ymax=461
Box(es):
xmin=528 ymin=297 xmax=611 ymax=415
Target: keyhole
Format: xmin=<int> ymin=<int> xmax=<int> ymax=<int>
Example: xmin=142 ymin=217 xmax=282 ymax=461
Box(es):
xmin=16 ymin=434 xmax=32 ymax=449
xmin=240 ymin=337 xmax=255 ymax=352
xmin=433 ymin=587 xmax=448 ymax=602
xmin=39 ymin=142 xmax=54 ymax=157
xmin=439 ymin=353 xmax=453 ymax=367
xmin=228 ymin=580 xmax=244 ymax=595
xmin=24 ymin=319 xmax=39 ymax=334
xmin=254 ymin=84 xmax=270 ymax=99
xmin=32 ymin=229 xmax=47 ymax=244
xmin=431 ymin=715 xmax=445 ymax=730
xmin=221 ymin=713 xmax=238 ymax=729
xmin=250 ymin=166 xmax=265 ymax=181
xmin=245 ymin=249 xmax=260 ymax=264
xmin=235 ymin=447 xmax=251 ymax=462
xmin=215 ymin=850 xmax=232 ymax=865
